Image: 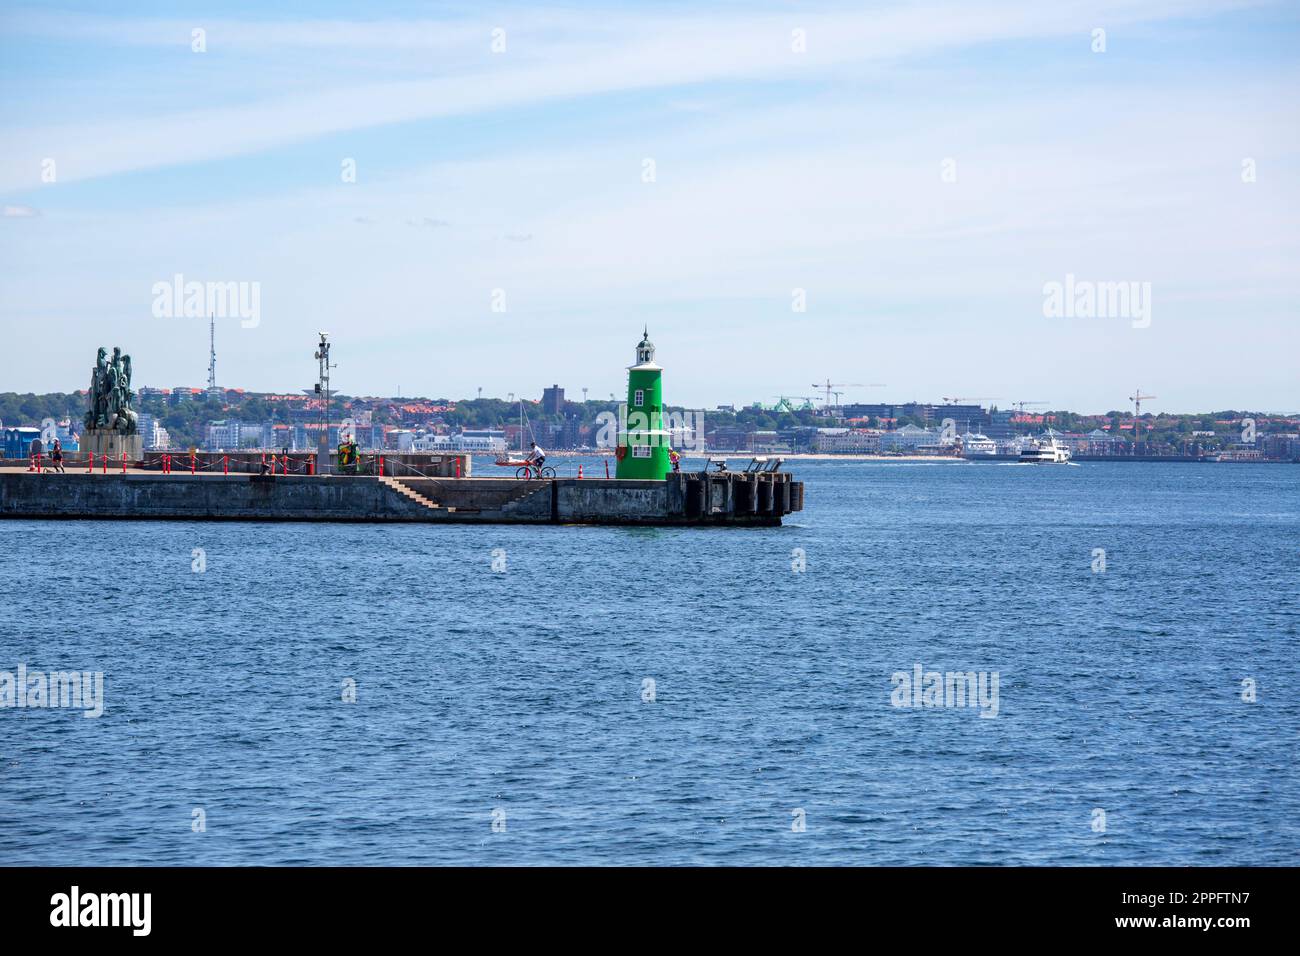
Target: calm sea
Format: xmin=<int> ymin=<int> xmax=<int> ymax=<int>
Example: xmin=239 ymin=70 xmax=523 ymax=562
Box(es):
xmin=1 ymin=459 xmax=1297 ymax=865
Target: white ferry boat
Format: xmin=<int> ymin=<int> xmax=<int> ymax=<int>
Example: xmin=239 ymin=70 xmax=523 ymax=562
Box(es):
xmin=960 ymin=432 xmax=998 ymax=457
xmin=1018 ymin=430 xmax=1072 ymax=464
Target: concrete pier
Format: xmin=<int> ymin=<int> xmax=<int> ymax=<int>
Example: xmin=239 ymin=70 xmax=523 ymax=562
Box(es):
xmin=0 ymin=469 xmax=803 ymax=526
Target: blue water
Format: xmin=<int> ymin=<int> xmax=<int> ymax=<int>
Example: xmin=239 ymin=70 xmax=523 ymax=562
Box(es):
xmin=1 ymin=460 xmax=1297 ymax=865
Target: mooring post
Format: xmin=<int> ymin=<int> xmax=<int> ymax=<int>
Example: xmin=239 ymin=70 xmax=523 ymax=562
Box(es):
xmin=379 ymin=455 xmax=385 ymax=477
xmin=578 ymin=464 xmax=584 ymax=479
xmin=121 ymin=452 xmax=126 ymax=474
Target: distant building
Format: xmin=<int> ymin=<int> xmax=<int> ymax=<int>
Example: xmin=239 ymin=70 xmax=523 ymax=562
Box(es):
xmin=137 ymin=413 xmax=171 ymax=451
xmin=878 ymin=424 xmax=940 ymax=451
xmin=1262 ymin=433 xmax=1300 ymax=461
xmin=542 ymin=385 xmax=565 ymax=415
xmin=204 ymin=420 xmax=269 ymax=450
xmin=386 ymin=429 xmax=415 ymax=452
xmin=748 ymin=430 xmax=786 ymax=453
xmin=707 ymin=426 xmax=750 ymax=450
xmin=841 ymin=402 xmax=988 ymax=430
xmin=558 ymin=417 xmax=583 ymax=449
xmin=813 ymin=428 xmax=881 ymax=453
xmin=413 ymin=430 xmax=507 ymax=454
xmin=3 ymin=427 xmax=41 ymax=458
xmin=1085 ymin=429 xmax=1122 ymax=454
xmin=205 ymin=420 xmax=239 ymax=450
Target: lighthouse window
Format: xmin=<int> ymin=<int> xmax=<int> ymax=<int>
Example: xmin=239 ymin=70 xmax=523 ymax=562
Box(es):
xmin=632 ymin=445 xmax=651 ymax=458
xmin=634 ymin=389 xmax=644 ymax=407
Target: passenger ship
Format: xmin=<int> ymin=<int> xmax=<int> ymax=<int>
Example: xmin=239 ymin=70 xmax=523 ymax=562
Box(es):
xmin=1018 ymin=430 xmax=1072 ymax=464
xmin=960 ymin=432 xmax=998 ymax=457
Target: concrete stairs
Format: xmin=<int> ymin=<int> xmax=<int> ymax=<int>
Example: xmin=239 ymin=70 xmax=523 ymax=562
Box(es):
xmin=503 ymin=481 xmax=550 ymax=508
xmin=379 ymin=476 xmax=441 ymax=511
xmin=499 ymin=480 xmax=556 ymax=516
xmin=379 ymin=475 xmax=552 ymax=518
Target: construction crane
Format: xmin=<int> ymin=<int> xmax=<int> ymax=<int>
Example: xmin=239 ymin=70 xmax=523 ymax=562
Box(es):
xmin=1129 ymin=389 xmax=1157 ymax=443
xmin=813 ymin=379 xmax=885 ymax=406
xmin=941 ymin=396 xmax=998 ymax=405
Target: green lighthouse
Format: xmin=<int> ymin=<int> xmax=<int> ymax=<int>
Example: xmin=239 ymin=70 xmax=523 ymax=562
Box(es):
xmin=616 ymin=328 xmax=671 ymax=479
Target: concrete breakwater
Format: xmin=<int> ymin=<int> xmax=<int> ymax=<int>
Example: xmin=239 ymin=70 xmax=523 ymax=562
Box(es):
xmin=0 ymin=470 xmax=802 ymax=526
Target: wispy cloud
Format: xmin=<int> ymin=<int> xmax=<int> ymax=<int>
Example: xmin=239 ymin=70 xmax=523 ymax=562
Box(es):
xmin=0 ymin=1 xmax=1260 ymax=192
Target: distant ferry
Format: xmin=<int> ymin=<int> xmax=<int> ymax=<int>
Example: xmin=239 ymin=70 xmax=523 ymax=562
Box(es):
xmin=961 ymin=432 xmax=998 ymax=456
xmin=1019 ymin=431 xmax=1072 ymax=464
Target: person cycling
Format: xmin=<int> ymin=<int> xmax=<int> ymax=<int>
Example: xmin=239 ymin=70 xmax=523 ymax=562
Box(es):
xmin=668 ymin=448 xmax=681 ymax=473
xmin=527 ymin=441 xmax=546 ymax=477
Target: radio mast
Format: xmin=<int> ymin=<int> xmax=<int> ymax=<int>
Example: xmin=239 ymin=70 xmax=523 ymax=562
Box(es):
xmin=207 ymin=314 xmax=218 ymax=394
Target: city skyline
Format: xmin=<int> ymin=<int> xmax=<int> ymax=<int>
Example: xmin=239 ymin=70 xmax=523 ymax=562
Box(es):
xmin=5 ymin=372 xmax=1297 ymax=420
xmin=2 ymin=1 xmax=1298 ymax=412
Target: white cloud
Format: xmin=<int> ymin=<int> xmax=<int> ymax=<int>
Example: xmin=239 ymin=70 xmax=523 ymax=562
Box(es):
xmin=0 ymin=1 xmax=1261 ymax=191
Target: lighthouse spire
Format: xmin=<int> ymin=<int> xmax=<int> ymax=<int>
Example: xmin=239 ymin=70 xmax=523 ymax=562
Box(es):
xmin=635 ymin=327 xmax=655 ymax=365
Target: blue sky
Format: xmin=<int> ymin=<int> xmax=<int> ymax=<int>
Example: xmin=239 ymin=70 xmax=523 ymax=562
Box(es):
xmin=1 ymin=1 xmax=1297 ymax=413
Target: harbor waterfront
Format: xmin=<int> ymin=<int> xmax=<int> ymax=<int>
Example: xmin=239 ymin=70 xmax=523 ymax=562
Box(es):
xmin=0 ymin=334 xmax=803 ymax=526
xmin=1 ymin=459 xmax=1295 ymax=865
xmin=0 ymin=461 xmax=802 ymax=526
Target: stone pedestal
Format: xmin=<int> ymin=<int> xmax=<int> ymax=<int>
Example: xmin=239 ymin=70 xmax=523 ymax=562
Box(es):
xmin=81 ymin=429 xmax=142 ymax=461
xmin=315 ymin=434 xmax=332 ymax=475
